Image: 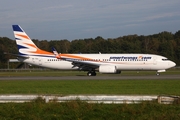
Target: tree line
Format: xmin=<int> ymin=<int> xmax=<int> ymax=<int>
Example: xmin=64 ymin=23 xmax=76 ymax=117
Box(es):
xmin=0 ymin=30 xmax=180 ymax=68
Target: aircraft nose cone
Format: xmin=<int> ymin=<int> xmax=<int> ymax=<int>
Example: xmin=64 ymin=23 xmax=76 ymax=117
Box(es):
xmin=170 ymin=61 xmax=176 ymax=67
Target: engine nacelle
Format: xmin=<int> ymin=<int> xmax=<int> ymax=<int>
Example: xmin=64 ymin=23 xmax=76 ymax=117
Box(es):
xmin=99 ymin=65 xmax=121 ymax=74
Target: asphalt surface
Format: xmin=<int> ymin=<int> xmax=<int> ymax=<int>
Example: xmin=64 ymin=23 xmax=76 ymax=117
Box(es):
xmin=0 ymin=75 xmax=179 ymax=80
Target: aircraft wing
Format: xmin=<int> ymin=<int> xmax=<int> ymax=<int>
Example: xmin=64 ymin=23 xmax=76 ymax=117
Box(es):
xmin=71 ymin=60 xmax=99 ymax=71
xmin=52 ymin=47 xmax=99 ymax=71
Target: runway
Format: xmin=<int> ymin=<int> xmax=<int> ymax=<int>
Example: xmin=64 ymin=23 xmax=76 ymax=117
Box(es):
xmin=0 ymin=75 xmax=179 ymax=80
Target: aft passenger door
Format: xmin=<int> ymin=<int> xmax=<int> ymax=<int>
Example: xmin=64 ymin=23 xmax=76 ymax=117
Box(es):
xmin=32 ymin=57 xmax=43 ymax=66
xmin=39 ymin=58 xmax=43 ymax=66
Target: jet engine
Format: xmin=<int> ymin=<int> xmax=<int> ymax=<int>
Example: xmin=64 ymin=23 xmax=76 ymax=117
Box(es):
xmin=99 ymin=65 xmax=121 ymax=74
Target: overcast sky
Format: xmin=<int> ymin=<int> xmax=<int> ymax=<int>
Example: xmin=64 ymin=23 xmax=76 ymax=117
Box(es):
xmin=0 ymin=0 xmax=180 ymax=40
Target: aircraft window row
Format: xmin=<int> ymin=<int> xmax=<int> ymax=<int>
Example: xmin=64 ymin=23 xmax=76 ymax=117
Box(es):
xmin=79 ymin=59 xmax=101 ymax=61
xmin=47 ymin=59 xmax=102 ymax=61
xmin=47 ymin=59 xmax=64 ymax=61
xmin=47 ymin=59 xmax=148 ymax=62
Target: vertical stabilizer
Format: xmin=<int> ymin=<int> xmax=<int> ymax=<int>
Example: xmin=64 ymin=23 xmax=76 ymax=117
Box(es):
xmin=12 ymin=25 xmax=53 ymax=56
xmin=12 ymin=25 xmax=38 ymax=55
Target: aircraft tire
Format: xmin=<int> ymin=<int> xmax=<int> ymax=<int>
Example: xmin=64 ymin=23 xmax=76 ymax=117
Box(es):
xmin=87 ymin=71 xmax=96 ymax=76
xmin=87 ymin=72 xmax=92 ymax=76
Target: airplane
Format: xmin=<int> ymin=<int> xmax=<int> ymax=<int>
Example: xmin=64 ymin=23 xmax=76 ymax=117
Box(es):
xmin=12 ymin=25 xmax=176 ymax=76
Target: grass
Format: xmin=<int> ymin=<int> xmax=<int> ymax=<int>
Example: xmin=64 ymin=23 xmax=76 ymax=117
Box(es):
xmin=0 ymin=99 xmax=180 ymax=120
xmin=0 ymin=80 xmax=180 ymax=95
xmin=0 ymin=69 xmax=179 ymax=95
xmin=0 ymin=70 xmax=180 ymax=119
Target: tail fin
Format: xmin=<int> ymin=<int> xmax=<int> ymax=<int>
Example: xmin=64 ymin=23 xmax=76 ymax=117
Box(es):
xmin=12 ymin=25 xmax=53 ymax=56
xmin=12 ymin=25 xmax=38 ymax=55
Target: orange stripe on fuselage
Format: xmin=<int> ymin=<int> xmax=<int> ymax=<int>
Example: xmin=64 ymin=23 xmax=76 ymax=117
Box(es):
xmin=33 ymin=48 xmax=54 ymax=55
xmin=16 ymin=34 xmax=30 ymax=40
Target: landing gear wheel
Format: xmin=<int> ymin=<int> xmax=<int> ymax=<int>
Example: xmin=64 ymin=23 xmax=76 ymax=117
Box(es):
xmin=92 ymin=71 xmax=96 ymax=76
xmin=87 ymin=72 xmax=92 ymax=76
xmin=156 ymin=72 xmax=160 ymax=76
xmin=87 ymin=71 xmax=96 ymax=76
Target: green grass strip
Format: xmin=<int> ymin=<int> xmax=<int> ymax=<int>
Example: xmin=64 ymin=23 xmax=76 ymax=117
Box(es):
xmin=0 ymin=80 xmax=180 ymax=95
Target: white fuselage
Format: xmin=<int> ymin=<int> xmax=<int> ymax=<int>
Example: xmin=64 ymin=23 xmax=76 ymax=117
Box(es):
xmin=19 ymin=54 xmax=176 ymax=71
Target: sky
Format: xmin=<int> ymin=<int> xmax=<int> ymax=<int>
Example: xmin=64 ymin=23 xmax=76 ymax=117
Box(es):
xmin=0 ymin=0 xmax=180 ymax=41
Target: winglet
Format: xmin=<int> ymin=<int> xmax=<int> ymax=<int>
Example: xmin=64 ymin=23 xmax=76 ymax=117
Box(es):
xmin=52 ymin=47 xmax=61 ymax=59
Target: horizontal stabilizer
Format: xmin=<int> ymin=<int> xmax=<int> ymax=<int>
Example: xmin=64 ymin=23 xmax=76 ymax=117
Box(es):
xmin=4 ymin=52 xmax=29 ymax=58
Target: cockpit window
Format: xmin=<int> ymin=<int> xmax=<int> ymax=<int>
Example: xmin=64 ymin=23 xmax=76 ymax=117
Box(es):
xmin=162 ymin=59 xmax=169 ymax=61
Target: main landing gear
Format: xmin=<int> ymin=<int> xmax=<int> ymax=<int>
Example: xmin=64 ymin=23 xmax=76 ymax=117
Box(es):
xmin=87 ymin=71 xmax=96 ymax=76
xmin=156 ymin=72 xmax=160 ymax=76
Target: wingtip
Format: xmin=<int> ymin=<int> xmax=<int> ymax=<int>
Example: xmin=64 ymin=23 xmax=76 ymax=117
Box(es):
xmin=52 ymin=47 xmax=56 ymax=51
xmin=52 ymin=47 xmax=61 ymax=59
